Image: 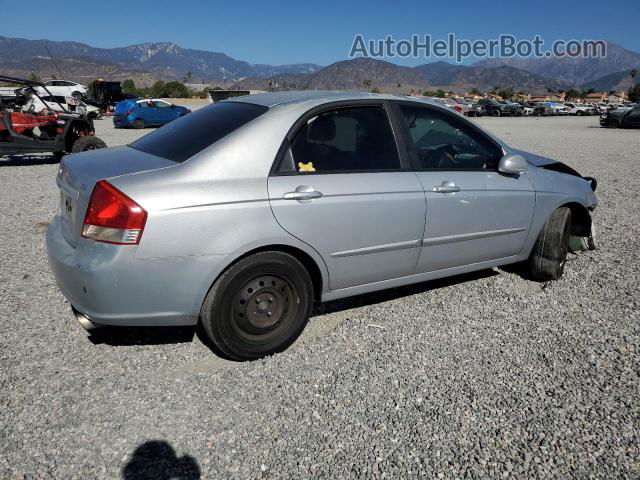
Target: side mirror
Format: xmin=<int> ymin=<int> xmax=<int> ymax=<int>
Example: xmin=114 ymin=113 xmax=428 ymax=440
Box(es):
xmin=499 ymin=154 xmax=528 ymax=175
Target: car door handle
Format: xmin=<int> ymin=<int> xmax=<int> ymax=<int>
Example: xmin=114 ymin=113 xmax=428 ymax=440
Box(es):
xmin=283 ymin=186 xmax=323 ymax=200
xmin=432 ymin=181 xmax=461 ymax=193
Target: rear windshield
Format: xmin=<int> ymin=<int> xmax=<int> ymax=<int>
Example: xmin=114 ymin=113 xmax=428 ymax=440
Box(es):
xmin=130 ymin=101 xmax=268 ymax=163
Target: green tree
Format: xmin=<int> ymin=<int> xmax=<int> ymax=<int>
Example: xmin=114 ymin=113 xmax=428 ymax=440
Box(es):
xmin=150 ymin=80 xmax=167 ymax=97
xmin=371 ymin=87 xmax=381 ymax=93
xmin=469 ymin=88 xmax=481 ymax=95
xmin=628 ymin=84 xmax=640 ymax=102
xmin=164 ymin=81 xmax=190 ymax=98
xmin=423 ymin=90 xmax=437 ymax=97
xmin=28 ymin=72 xmax=41 ymax=82
xmin=498 ymin=87 xmax=514 ymax=99
xmin=631 ymin=69 xmax=638 ymax=81
xmin=122 ymin=79 xmax=136 ymax=95
xmin=435 ymin=89 xmax=445 ymax=98
xmin=363 ymin=79 xmax=372 ymax=89
xmin=566 ymin=89 xmax=580 ymax=100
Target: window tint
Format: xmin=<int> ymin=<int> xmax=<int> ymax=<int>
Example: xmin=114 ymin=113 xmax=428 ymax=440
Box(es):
xmin=130 ymin=101 xmax=268 ymax=163
xmin=286 ymin=106 xmax=400 ymax=173
xmin=398 ymin=104 xmax=501 ymax=170
xmin=154 ymin=100 xmax=171 ymax=108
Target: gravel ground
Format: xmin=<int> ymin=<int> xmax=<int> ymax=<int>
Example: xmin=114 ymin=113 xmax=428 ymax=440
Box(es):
xmin=1 ymin=114 xmax=639 ymax=479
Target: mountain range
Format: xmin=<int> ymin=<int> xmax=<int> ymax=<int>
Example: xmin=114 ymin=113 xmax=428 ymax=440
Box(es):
xmin=0 ymin=35 xmax=323 ymax=83
xmin=1 ymin=35 xmax=639 ymax=94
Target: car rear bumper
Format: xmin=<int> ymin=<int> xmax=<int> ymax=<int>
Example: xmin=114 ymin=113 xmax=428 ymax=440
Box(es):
xmin=46 ymin=214 xmax=218 ymax=327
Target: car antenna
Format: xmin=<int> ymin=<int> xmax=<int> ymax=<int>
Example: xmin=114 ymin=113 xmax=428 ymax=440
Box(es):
xmin=45 ymin=43 xmax=66 ymax=81
xmin=42 ymin=43 xmax=70 ymax=113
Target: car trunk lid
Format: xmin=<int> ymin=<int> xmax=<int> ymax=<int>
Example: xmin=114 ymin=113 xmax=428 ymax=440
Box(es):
xmin=56 ymin=146 xmax=175 ymax=247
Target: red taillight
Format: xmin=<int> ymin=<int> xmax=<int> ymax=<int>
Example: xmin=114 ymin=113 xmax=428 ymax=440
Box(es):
xmin=454 ymin=105 xmax=462 ymax=113
xmin=82 ymin=180 xmax=147 ymax=245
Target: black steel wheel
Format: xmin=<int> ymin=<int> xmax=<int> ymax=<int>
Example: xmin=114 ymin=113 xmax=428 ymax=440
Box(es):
xmin=231 ymin=275 xmax=295 ymax=340
xmin=133 ymin=118 xmax=145 ymax=129
xmin=71 ymin=136 xmax=107 ymax=153
xmin=201 ymin=251 xmax=314 ymax=360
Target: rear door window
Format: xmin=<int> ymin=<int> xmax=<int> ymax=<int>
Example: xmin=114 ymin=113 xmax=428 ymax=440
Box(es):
xmin=281 ymin=106 xmax=401 ymax=174
xmin=130 ymin=101 xmax=268 ymax=163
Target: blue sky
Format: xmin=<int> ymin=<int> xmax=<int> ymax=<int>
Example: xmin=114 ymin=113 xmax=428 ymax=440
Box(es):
xmin=1 ymin=0 xmax=639 ymax=66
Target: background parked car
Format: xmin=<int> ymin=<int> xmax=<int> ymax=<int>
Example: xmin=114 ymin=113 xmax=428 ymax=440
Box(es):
xmin=503 ymin=101 xmax=524 ymax=116
xmin=478 ymin=98 xmax=508 ymax=116
xmin=564 ymin=102 xmax=594 ymax=116
xmin=40 ymin=95 xmax=102 ymax=119
xmin=547 ymin=102 xmax=570 ymax=115
xmin=449 ymin=97 xmax=471 ymax=115
xmin=428 ymin=97 xmax=462 ymax=114
xmin=466 ymin=102 xmax=485 ymax=117
xmin=600 ymin=106 xmax=640 ymax=128
xmin=520 ymin=102 xmax=536 ymax=116
xmin=441 ymin=97 xmax=467 ymax=115
xmin=35 ymin=80 xmax=87 ymax=99
xmin=113 ymin=98 xmax=191 ymax=128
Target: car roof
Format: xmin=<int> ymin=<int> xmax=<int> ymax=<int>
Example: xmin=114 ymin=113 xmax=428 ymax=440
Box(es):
xmin=227 ymin=90 xmax=443 ymax=109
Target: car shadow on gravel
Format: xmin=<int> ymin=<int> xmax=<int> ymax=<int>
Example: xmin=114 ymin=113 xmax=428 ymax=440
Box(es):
xmin=0 ymin=154 xmax=60 ymax=167
xmin=88 ymin=326 xmax=197 ymax=347
xmin=86 ymin=269 xmax=499 ymax=360
xmin=315 ymin=268 xmax=499 ymax=315
xmin=122 ymin=440 xmax=200 ymax=480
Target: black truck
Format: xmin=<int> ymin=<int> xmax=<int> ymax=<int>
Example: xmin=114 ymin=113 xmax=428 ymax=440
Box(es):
xmin=85 ymin=80 xmax=136 ymax=111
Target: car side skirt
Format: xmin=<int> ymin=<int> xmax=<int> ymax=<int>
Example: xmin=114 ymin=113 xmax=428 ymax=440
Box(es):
xmin=321 ymin=255 xmax=518 ymax=302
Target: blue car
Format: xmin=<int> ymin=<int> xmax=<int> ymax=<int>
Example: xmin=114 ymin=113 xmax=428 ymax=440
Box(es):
xmin=113 ymin=99 xmax=190 ymax=128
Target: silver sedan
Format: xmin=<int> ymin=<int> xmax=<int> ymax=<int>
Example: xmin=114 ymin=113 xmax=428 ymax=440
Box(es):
xmin=47 ymin=91 xmax=598 ymax=360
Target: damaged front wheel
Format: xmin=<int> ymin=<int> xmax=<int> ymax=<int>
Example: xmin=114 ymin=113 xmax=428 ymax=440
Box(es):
xmin=530 ymin=207 xmax=572 ymax=281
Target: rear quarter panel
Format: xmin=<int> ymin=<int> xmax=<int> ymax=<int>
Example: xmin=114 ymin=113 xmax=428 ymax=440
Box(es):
xmin=108 ymin=106 xmax=331 ymax=304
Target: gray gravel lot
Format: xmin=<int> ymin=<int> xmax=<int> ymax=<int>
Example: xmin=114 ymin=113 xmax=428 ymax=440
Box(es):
xmin=1 ymin=113 xmax=639 ymax=479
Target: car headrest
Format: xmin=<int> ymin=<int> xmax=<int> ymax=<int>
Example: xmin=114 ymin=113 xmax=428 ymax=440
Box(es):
xmin=307 ymin=115 xmax=336 ymax=142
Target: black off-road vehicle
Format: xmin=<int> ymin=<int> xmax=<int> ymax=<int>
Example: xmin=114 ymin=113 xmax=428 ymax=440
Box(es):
xmin=0 ymin=75 xmax=106 ymax=160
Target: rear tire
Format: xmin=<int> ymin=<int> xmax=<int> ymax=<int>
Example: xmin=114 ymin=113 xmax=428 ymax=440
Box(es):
xmin=133 ymin=118 xmax=145 ymax=129
xmin=492 ymin=109 xmax=501 ymax=117
xmin=201 ymin=252 xmax=314 ymax=361
xmin=530 ymin=207 xmax=572 ymax=281
xmin=71 ymin=136 xmax=107 ymax=153
xmin=609 ymin=118 xmax=621 ymax=128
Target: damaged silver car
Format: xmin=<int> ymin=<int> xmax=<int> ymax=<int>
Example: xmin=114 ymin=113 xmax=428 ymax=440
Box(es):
xmin=47 ymin=91 xmax=597 ymax=360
